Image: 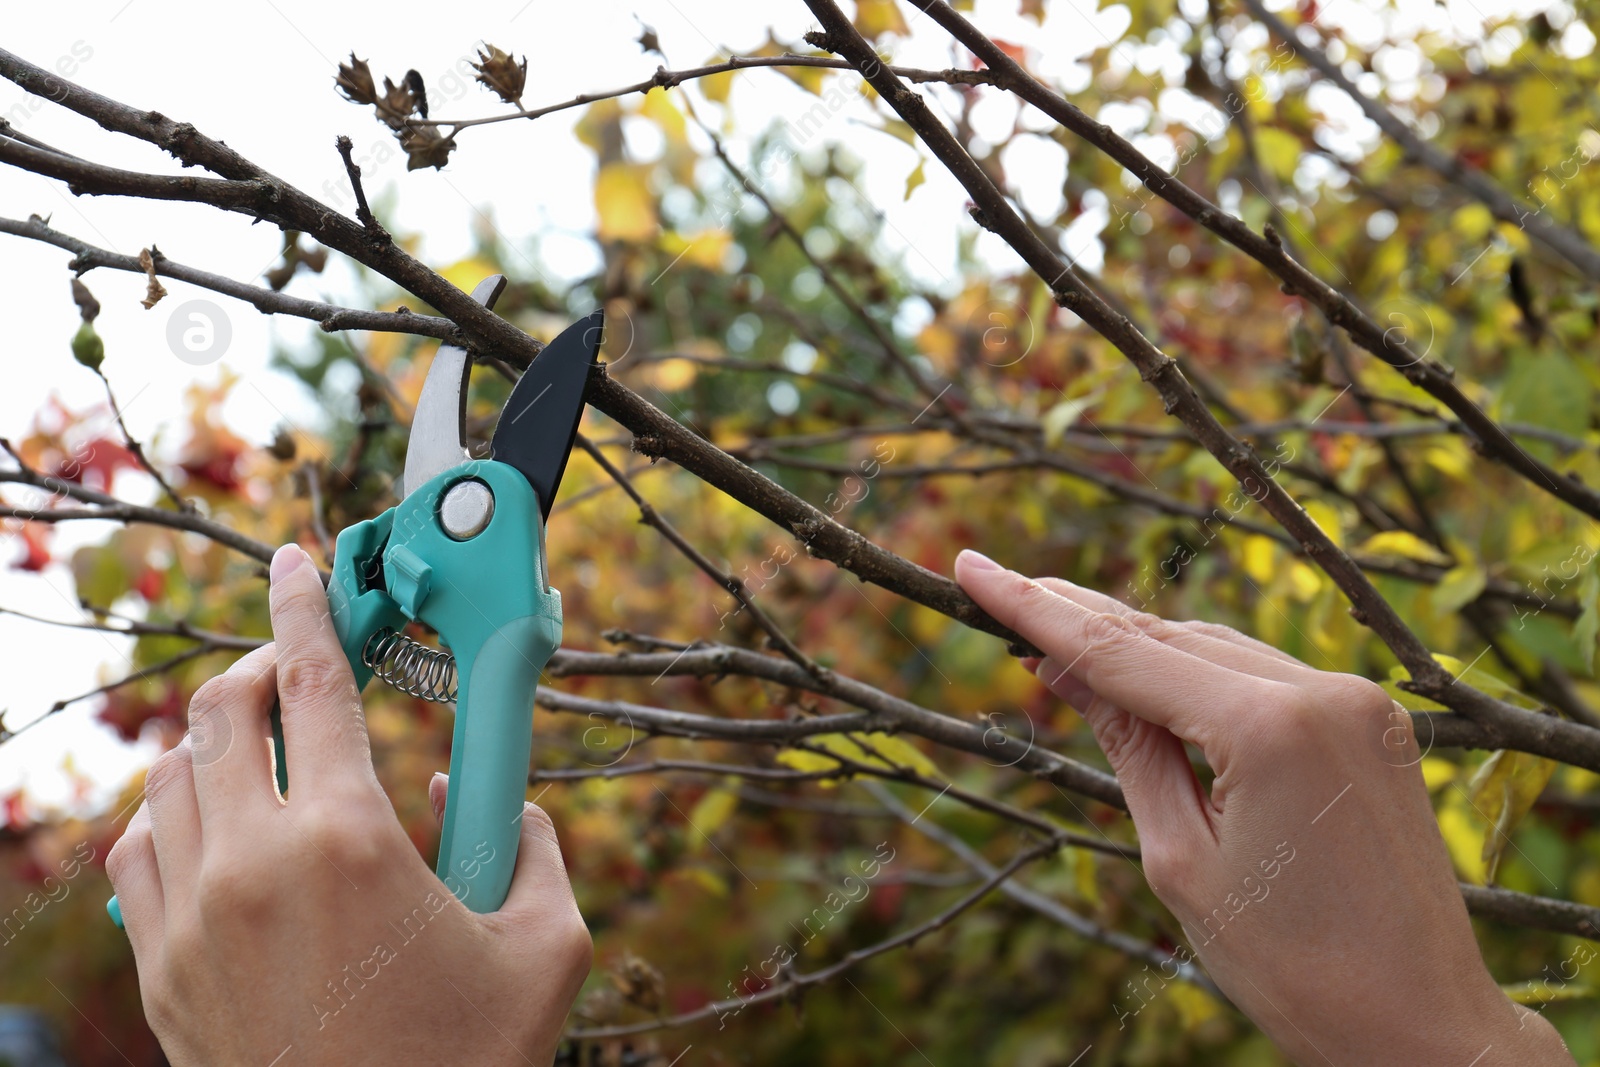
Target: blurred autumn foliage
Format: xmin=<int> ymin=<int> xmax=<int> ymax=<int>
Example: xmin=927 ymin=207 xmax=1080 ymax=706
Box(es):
xmin=5 ymin=0 xmax=1600 ymax=1064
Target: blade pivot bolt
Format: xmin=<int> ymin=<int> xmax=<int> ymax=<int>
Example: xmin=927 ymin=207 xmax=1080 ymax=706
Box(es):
xmin=440 ymin=479 xmax=495 ymax=540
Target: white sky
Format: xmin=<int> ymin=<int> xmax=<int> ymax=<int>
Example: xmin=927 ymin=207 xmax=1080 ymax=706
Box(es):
xmin=0 ymin=0 xmax=1570 ymax=819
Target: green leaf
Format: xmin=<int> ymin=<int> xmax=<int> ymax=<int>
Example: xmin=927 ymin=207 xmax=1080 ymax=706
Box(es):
xmin=1042 ymin=391 xmax=1101 ymax=446
xmin=1576 ymin=565 xmax=1600 ymax=672
xmin=1433 ymin=564 xmax=1488 ymax=614
xmin=1500 ymin=352 xmax=1592 ymax=437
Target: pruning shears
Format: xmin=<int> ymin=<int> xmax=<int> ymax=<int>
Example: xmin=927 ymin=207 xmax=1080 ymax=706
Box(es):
xmin=111 ymin=275 xmax=599 ymax=923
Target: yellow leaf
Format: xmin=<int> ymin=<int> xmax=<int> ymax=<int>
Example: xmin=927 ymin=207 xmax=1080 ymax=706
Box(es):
xmin=795 ymin=732 xmax=941 ymax=779
xmin=439 ymin=256 xmax=503 ymax=298
xmin=777 ymin=748 xmax=845 ymax=786
xmin=1452 ymin=203 xmax=1495 ymax=243
xmin=574 ymin=98 xmax=624 ymax=154
xmin=1254 ymin=127 xmax=1301 ymax=184
xmin=687 ymin=784 xmax=739 ymax=845
xmin=659 ymin=229 xmax=732 ymax=271
xmin=1511 ymin=79 xmax=1562 ymax=137
xmin=1019 ymin=0 xmax=1047 ymax=23
xmin=594 ymin=162 xmax=657 ymax=242
xmin=1042 ymin=392 xmax=1099 ymax=445
xmin=639 ymin=90 xmax=688 ymax=145
xmin=854 ymin=0 xmax=910 ymax=38
xmin=680 ymin=865 xmax=730 ymax=898
xmin=1501 ymin=980 xmax=1596 ymax=1005
xmin=904 ymin=157 xmax=926 ymax=201
xmin=1438 ymin=802 xmax=1487 ymax=884
xmin=1069 ymin=848 xmax=1099 ymax=908
xmin=700 ymin=66 xmax=735 ymax=103
xmin=1302 ymin=501 xmax=1343 ymax=550
xmin=907 ymin=602 xmax=950 ymax=645
xmin=1287 ymin=561 xmax=1324 ymax=602
xmin=1469 ymin=750 xmax=1557 ymax=882
xmin=854 ymin=733 xmax=940 ymax=778
xmin=1384 ymin=665 xmax=1449 ymax=711
xmin=1169 ymin=983 xmax=1223 ymax=1029
xmin=1241 ymin=74 xmax=1272 ymax=124
xmin=1241 ymin=535 xmax=1277 ymax=584
xmin=1356 ymin=530 xmax=1453 ymax=566
xmin=780 ymin=63 xmax=828 ymax=95
xmin=1419 ymin=757 xmax=1456 ymax=791
xmin=1431 ymin=653 xmax=1526 ymax=702
xmin=1421 ymin=442 xmax=1471 ymax=479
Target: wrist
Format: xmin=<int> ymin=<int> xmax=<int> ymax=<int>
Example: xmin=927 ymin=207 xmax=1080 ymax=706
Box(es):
xmin=1361 ymin=987 xmax=1575 ymax=1067
xmin=1266 ymin=980 xmax=1574 ymax=1066
xmin=1488 ymin=1002 xmax=1576 ymax=1066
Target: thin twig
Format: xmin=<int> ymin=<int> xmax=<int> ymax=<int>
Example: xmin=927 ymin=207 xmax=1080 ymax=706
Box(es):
xmin=566 ymin=836 xmax=1059 ymax=1039
xmin=575 ymin=433 xmax=826 ymax=678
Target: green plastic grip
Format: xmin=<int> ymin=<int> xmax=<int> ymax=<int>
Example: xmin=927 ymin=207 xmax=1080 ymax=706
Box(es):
xmin=373 ymin=460 xmax=561 ymax=912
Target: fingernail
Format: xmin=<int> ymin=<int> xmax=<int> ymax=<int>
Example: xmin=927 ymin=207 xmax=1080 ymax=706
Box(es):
xmin=957 ymin=549 xmax=1001 ymax=573
xmin=270 ymin=544 xmax=307 ymax=582
xmin=429 ymin=772 xmax=448 ymax=820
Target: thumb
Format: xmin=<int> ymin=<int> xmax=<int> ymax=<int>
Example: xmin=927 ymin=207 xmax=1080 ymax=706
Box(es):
xmin=1035 ymin=656 xmax=1211 ymax=843
xmin=499 ymin=800 xmax=582 ymax=920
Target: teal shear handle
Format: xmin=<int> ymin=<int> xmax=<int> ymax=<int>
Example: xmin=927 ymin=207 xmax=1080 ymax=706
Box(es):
xmin=108 ymin=461 xmax=558 ymax=927
xmin=332 ymin=459 xmax=561 ymax=912
xmin=108 ymin=276 xmax=594 ymax=928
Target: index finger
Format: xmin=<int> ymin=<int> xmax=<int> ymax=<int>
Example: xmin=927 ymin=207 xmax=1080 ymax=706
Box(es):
xmin=955 ymin=551 xmax=1280 ymax=745
xmin=267 ymin=543 xmax=374 ymax=793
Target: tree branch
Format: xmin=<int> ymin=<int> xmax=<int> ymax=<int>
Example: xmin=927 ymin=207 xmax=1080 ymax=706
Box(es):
xmin=800 ymin=0 xmax=1600 ymax=773
xmin=903 ymin=0 xmax=1600 ymax=522
xmin=1239 ymin=0 xmax=1600 ymax=282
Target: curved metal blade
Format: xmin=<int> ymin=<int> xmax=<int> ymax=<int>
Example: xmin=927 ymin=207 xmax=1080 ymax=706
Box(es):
xmin=402 ymin=274 xmax=507 ymax=499
xmin=490 ymin=308 xmax=602 ymax=518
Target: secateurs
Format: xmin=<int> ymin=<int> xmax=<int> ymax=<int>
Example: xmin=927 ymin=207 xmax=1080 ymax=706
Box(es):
xmin=324 ymin=274 xmax=598 ymax=912
xmin=110 ymin=274 xmax=599 ymax=923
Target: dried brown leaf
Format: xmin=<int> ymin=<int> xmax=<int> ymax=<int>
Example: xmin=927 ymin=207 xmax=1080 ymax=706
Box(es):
xmin=607 ymin=951 xmax=665 ymax=1013
xmin=70 ymin=277 xmax=100 ymax=323
xmin=137 ymin=248 xmax=167 ymax=310
xmin=379 ymin=76 xmax=419 ymax=129
xmin=400 ymin=126 xmax=455 ymax=171
xmin=473 ymin=44 xmax=527 ymax=105
xmin=335 ymin=53 xmax=377 ymax=106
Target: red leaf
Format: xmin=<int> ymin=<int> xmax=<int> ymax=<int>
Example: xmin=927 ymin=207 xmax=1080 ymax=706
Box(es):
xmin=10 ymin=524 xmax=51 ymax=572
xmin=992 ymin=39 xmax=1027 ymax=65
xmin=133 ymin=567 xmax=165 ymax=601
xmin=96 ymin=687 xmax=185 ymax=744
xmin=869 ymin=878 xmax=907 ymax=923
xmin=180 ymin=451 xmax=242 ymax=492
xmin=54 ymin=437 xmax=141 ymax=492
xmin=1 ymin=791 xmax=27 ymax=828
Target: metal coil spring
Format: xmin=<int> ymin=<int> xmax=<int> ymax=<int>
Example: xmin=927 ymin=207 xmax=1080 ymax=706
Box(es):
xmin=362 ymin=628 xmax=459 ymax=704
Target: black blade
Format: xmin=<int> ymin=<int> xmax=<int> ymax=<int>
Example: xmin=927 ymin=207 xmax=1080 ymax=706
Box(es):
xmin=490 ymin=308 xmax=602 ymax=519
